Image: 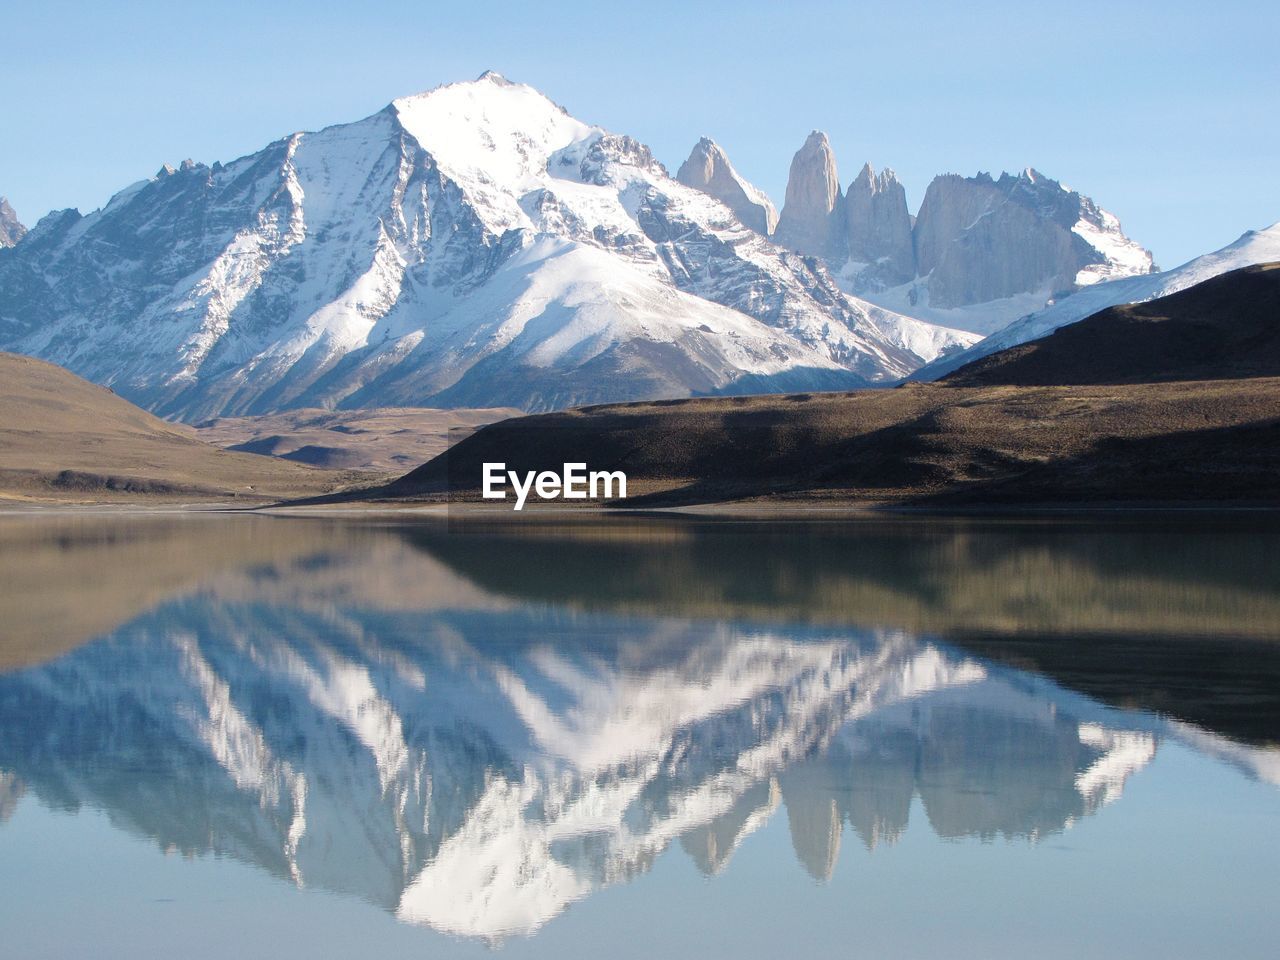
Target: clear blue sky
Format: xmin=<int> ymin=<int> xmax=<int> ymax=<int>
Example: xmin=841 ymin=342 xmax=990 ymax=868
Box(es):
xmin=3 ymin=0 xmax=1277 ymax=268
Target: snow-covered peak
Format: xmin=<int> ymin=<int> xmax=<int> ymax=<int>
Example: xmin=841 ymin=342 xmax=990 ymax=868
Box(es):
xmin=1173 ymin=220 xmax=1280 ymax=277
xmin=0 ymin=75 xmax=975 ymax=416
xmin=1073 ymin=207 xmax=1156 ymax=285
xmin=392 ymin=76 xmax=596 ymax=233
xmin=392 ymin=73 xmax=593 ymax=166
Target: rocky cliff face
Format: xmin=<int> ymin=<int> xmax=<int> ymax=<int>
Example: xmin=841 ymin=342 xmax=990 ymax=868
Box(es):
xmin=843 ymin=163 xmax=914 ymax=290
xmin=774 ymin=131 xmax=846 ymax=260
xmin=0 ymin=197 xmax=24 ymax=248
xmin=860 ymin=168 xmax=1153 ymax=332
xmin=0 ymin=76 xmax=973 ymax=418
xmin=911 ymin=173 xmax=1004 ymax=283
xmin=676 ymin=138 xmax=778 ymax=236
xmin=726 ymin=128 xmax=1156 ymax=335
xmin=912 ymin=169 xmax=1155 ymax=308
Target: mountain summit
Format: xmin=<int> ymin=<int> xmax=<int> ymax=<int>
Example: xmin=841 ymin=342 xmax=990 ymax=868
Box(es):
xmin=774 ymin=131 xmax=845 ymax=260
xmin=843 ymin=163 xmax=914 ymax=290
xmin=908 ymin=169 xmax=1155 ymax=306
xmin=675 ymin=138 xmax=778 ymax=236
xmin=0 ymin=197 xmax=24 ymax=248
xmin=0 ymin=77 xmax=974 ymax=419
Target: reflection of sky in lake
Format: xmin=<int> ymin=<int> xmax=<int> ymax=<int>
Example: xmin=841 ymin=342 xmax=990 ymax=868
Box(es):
xmin=0 ymin=516 xmax=1277 ymax=958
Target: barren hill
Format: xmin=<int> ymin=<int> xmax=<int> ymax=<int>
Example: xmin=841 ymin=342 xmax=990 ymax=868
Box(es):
xmin=0 ymin=352 xmax=373 ymax=502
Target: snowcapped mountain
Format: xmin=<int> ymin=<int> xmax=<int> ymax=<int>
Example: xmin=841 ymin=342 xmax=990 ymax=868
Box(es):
xmin=0 ymin=197 xmax=24 ymax=248
xmin=914 ymin=221 xmax=1280 ymax=380
xmin=0 ymin=73 xmax=974 ymax=419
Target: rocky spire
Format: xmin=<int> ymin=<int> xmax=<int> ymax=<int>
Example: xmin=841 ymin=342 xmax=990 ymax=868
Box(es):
xmin=844 ymin=163 xmax=915 ymax=290
xmin=0 ymin=197 xmax=26 ymax=249
xmin=774 ymin=131 xmax=845 ymax=260
xmin=676 ymin=137 xmax=778 ymax=236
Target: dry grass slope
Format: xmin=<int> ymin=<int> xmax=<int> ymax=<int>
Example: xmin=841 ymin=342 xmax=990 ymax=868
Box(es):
xmin=0 ymin=352 xmax=375 ymax=502
xmin=379 ymin=379 xmax=1280 ymax=507
xmin=194 ymin=406 xmax=521 ymax=472
xmin=948 ymin=262 xmax=1280 ymax=386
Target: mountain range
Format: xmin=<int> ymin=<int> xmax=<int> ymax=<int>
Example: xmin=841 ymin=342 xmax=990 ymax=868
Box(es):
xmin=0 ymin=74 xmax=983 ymax=419
xmin=679 ymin=132 xmax=1156 ymax=334
xmin=0 ymin=72 xmax=1273 ymax=421
xmin=0 ymin=71 xmax=1177 ymax=420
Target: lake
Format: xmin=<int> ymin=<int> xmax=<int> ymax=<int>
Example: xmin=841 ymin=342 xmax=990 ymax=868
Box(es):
xmin=0 ymin=511 xmax=1277 ymax=958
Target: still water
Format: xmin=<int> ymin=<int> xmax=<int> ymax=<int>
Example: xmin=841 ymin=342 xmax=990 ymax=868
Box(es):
xmin=0 ymin=512 xmax=1277 ymax=958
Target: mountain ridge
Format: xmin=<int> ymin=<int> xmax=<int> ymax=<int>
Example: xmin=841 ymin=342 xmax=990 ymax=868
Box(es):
xmin=917 ymin=221 xmax=1280 ymax=380
xmin=674 ymin=133 xmax=1155 ymax=334
xmin=944 ymin=262 xmax=1280 ymax=387
xmin=0 ymin=74 xmax=974 ymax=420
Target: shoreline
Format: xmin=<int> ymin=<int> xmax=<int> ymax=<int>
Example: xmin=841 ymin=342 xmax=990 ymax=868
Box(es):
xmin=5 ymin=497 xmax=1280 ymax=521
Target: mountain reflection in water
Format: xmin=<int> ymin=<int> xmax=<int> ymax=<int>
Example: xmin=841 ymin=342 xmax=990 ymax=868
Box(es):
xmin=0 ymin=514 xmax=1277 ymax=944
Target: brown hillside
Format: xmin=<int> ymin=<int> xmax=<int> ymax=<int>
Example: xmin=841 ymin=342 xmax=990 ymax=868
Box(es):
xmin=0 ymin=352 xmax=374 ymax=502
xmin=946 ymin=262 xmax=1280 ymax=386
